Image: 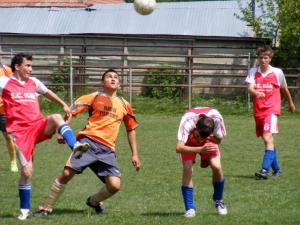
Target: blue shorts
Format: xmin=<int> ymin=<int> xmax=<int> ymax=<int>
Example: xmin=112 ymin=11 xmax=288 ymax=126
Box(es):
xmin=67 ymin=137 xmax=121 ymax=183
xmin=0 ymin=114 xmax=6 ymax=132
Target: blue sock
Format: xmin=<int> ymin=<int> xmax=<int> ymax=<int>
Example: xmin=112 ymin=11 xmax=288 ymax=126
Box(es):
xmin=181 ymin=186 xmax=195 ymax=210
xmin=213 ymin=179 xmax=225 ymax=201
xmin=58 ymin=124 xmax=77 ymax=149
xmin=261 ymin=150 xmax=275 ymax=172
xmin=271 ymin=149 xmax=280 ymax=172
xmin=19 ymin=184 xmax=31 ymax=210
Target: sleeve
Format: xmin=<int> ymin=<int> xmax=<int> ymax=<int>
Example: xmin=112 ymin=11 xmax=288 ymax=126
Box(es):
xmin=245 ymin=68 xmax=256 ymax=84
xmin=275 ymin=68 xmax=287 ymax=88
xmin=31 ymin=77 xmax=48 ymax=94
xmin=71 ymin=92 xmax=98 ymax=116
xmin=123 ymin=102 xmax=139 ymax=131
xmin=177 ymin=114 xmax=194 ymax=143
xmin=213 ymin=118 xmax=226 ymax=139
xmin=3 ymin=65 xmax=13 ymax=77
xmin=0 ymin=76 xmax=9 ymax=96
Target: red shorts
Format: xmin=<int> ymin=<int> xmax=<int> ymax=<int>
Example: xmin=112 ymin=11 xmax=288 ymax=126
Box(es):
xmin=11 ymin=117 xmax=53 ymax=165
xmin=180 ymin=140 xmax=220 ymax=168
xmin=255 ymin=114 xmax=278 ymax=137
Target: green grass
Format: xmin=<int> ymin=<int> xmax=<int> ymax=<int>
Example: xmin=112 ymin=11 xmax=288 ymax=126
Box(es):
xmin=0 ymin=112 xmax=300 ymax=225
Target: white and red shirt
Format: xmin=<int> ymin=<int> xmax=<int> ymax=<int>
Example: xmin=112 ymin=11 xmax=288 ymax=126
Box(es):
xmin=245 ymin=66 xmax=287 ymax=117
xmin=0 ymin=76 xmax=48 ymax=132
xmin=177 ymin=107 xmax=226 ymax=145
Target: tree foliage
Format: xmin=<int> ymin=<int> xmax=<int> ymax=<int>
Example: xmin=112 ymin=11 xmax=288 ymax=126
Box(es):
xmin=236 ymin=0 xmax=300 ymax=67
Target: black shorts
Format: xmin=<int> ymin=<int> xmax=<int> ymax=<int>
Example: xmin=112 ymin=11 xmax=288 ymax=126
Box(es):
xmin=68 ymin=137 xmax=121 ymax=183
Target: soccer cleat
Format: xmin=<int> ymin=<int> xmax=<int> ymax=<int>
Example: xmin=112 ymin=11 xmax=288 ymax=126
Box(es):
xmin=215 ymin=200 xmax=228 ymax=215
xmin=184 ymin=208 xmax=196 ymax=218
xmin=86 ymin=197 xmax=104 ymax=214
xmin=33 ymin=209 xmax=51 ymax=217
xmin=10 ymin=161 xmax=18 ymax=172
xmin=17 ymin=212 xmax=29 ymax=220
xmin=73 ymin=142 xmax=90 ymax=159
xmin=272 ymin=171 xmax=282 ymax=178
xmin=255 ymin=169 xmax=269 ymax=179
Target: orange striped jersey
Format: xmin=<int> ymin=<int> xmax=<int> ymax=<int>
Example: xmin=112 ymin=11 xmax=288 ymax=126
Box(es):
xmin=0 ymin=64 xmax=13 ymax=114
xmin=71 ymin=92 xmax=138 ymax=151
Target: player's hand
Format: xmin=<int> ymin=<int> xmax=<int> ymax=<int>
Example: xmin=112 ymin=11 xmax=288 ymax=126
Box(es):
xmin=200 ymin=144 xmax=216 ymax=154
xmin=288 ymin=103 xmax=296 ymax=113
xmin=57 ymin=135 xmax=66 ymax=144
xmin=255 ymin=91 xmax=265 ymax=99
xmin=131 ymin=155 xmax=141 ymax=172
xmin=63 ymin=105 xmax=72 ymax=124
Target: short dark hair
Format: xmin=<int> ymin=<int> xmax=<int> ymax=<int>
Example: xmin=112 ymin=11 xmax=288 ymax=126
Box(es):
xmin=11 ymin=53 xmax=33 ymax=72
xmin=101 ymin=69 xmax=119 ymax=81
xmin=256 ymin=45 xmax=274 ymax=58
xmin=196 ymin=115 xmax=214 ymax=138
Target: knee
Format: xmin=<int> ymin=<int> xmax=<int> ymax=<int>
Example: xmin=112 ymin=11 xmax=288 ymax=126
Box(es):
xmin=49 ymin=114 xmax=64 ymax=124
xmin=106 ymin=181 xmax=121 ymax=194
xmin=58 ymin=168 xmax=75 ymax=184
xmin=21 ymin=166 xmax=32 ymax=180
xmin=211 ymin=165 xmax=223 ymax=176
xmin=183 ymin=164 xmax=193 ymax=175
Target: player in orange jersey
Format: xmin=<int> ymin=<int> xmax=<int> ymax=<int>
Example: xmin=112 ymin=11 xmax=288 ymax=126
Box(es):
xmin=34 ymin=69 xmax=141 ymax=216
xmin=0 ymin=62 xmax=18 ymax=172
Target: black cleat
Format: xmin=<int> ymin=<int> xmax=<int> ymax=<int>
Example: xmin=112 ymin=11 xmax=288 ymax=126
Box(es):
xmin=86 ymin=196 xmax=104 ymax=214
xmin=255 ymin=169 xmax=269 ymax=179
xmin=33 ymin=209 xmax=51 ymax=217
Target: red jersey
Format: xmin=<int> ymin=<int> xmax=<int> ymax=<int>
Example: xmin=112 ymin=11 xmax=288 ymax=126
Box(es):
xmin=0 ymin=76 xmax=48 ymax=132
xmin=246 ymin=66 xmax=287 ymax=117
xmin=177 ymin=107 xmax=226 ymax=145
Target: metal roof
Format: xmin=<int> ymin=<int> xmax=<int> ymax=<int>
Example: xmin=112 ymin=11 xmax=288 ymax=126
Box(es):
xmin=0 ymin=1 xmax=253 ymax=38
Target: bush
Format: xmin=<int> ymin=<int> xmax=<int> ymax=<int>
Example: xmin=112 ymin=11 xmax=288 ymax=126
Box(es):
xmin=51 ymin=57 xmax=70 ymax=94
xmin=143 ymin=65 xmax=182 ymax=99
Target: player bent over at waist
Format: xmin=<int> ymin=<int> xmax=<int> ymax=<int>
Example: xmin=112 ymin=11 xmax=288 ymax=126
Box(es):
xmin=176 ymin=107 xmax=228 ymax=217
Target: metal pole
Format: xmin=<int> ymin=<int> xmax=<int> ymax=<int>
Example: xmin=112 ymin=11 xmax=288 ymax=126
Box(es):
xmin=188 ymin=49 xmax=192 ymax=108
xmin=70 ymin=49 xmax=73 ymax=105
xmin=247 ymin=52 xmax=251 ymax=111
xmin=129 ymin=68 xmax=132 ymax=104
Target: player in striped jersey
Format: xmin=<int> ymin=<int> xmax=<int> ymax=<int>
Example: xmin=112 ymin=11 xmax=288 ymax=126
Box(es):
xmin=245 ymin=46 xmax=295 ymax=179
xmin=34 ymin=69 xmax=141 ymax=216
xmin=0 ymin=53 xmax=89 ymax=220
xmin=176 ymin=107 xmax=227 ymax=217
xmin=0 ymin=62 xmax=18 ymax=172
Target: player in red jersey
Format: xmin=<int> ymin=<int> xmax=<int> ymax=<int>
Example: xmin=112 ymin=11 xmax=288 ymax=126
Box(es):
xmin=176 ymin=107 xmax=227 ymax=217
xmin=0 ymin=62 xmax=18 ymax=172
xmin=34 ymin=69 xmax=141 ymax=217
xmin=0 ymin=53 xmax=89 ymax=220
xmin=245 ymin=45 xmax=296 ymax=179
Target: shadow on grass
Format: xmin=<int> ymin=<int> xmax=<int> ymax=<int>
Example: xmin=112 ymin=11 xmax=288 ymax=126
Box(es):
xmin=141 ymin=212 xmax=182 ymax=217
xmin=0 ymin=213 xmax=15 ymax=219
xmin=227 ymin=174 xmax=255 ymax=179
xmin=45 ymin=208 xmax=85 ymax=216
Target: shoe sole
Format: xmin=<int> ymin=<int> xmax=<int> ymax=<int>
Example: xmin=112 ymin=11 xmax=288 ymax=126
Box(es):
xmin=255 ymin=173 xmax=269 ymax=179
xmin=74 ymin=143 xmax=90 ymax=158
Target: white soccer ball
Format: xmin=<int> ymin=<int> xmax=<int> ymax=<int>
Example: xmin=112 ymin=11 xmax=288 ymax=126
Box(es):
xmin=134 ymin=0 xmax=156 ymax=16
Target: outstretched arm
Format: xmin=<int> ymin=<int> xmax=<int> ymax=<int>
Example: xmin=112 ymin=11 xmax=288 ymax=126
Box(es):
xmin=281 ymin=87 xmax=296 ymax=113
xmin=127 ymin=129 xmax=141 ymax=172
xmin=43 ymin=90 xmax=72 ymax=123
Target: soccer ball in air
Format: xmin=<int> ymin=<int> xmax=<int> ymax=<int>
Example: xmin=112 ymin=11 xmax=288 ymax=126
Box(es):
xmin=134 ymin=0 xmax=156 ymax=16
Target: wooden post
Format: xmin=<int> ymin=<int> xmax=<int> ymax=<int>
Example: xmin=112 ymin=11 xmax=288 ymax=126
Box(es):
xmin=295 ymin=69 xmax=300 ymax=105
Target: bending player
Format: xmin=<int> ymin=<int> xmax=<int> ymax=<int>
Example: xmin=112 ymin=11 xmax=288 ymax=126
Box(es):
xmin=176 ymin=107 xmax=227 ymax=217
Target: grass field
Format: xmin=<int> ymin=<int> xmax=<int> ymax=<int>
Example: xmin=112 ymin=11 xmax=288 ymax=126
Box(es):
xmin=0 ymin=112 xmax=300 ymax=225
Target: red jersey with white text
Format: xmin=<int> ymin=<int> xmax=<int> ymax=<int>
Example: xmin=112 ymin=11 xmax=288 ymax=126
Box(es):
xmin=177 ymin=107 xmax=226 ymax=145
xmin=245 ymin=66 xmax=287 ymax=118
xmin=0 ymin=76 xmax=48 ymax=132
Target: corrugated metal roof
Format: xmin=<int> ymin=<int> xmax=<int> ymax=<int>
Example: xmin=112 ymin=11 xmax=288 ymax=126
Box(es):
xmin=0 ymin=0 xmax=124 ymax=7
xmin=0 ymin=1 xmax=253 ymax=38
